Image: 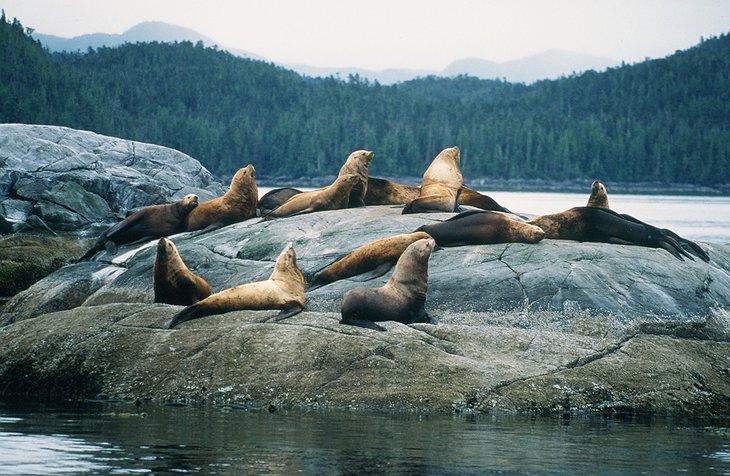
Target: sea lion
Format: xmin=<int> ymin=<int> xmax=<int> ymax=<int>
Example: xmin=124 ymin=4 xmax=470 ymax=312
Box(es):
xmin=340 ymin=237 xmax=437 ymax=331
xmin=263 ymin=174 xmax=359 ymax=220
xmin=77 ymin=194 xmax=199 ymax=262
xmin=184 ymin=165 xmax=258 ymax=231
xmin=416 ymin=210 xmax=545 ymax=247
xmin=257 ymin=187 xmax=302 ymax=216
xmin=167 ymin=244 xmax=305 ymax=328
xmin=307 ymin=231 xmax=433 ymax=291
xmin=365 ymin=177 xmax=510 ymax=213
xmin=459 ymin=186 xmax=512 ymax=213
xmin=587 ymin=180 xmax=610 ymax=208
xmin=337 ymin=150 xmax=375 ymax=207
xmin=402 ymin=147 xmax=463 ymax=214
xmin=364 ymin=177 xmax=419 ymax=205
xmin=528 ymin=206 xmax=709 ymax=261
xmin=153 ymin=238 xmax=212 ymax=306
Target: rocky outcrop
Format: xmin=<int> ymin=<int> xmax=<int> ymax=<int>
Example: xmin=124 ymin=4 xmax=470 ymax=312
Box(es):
xmin=2 ymin=205 xmax=729 ymax=415
xmin=0 ymin=124 xmax=224 ymax=234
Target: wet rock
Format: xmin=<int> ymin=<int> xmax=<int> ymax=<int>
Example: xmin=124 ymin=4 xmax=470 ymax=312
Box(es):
xmin=1 ymin=205 xmax=729 ymax=415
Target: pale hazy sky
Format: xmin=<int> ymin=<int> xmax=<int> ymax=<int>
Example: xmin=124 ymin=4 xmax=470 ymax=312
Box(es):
xmin=3 ymin=0 xmax=730 ymax=70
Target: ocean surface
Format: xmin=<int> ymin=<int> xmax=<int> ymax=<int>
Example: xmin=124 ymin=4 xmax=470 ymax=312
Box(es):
xmin=1 ymin=401 xmax=729 ymax=475
xmin=1 ymin=192 xmax=728 ymax=474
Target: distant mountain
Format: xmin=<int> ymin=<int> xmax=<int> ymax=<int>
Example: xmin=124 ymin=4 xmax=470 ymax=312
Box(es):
xmin=442 ymin=50 xmax=621 ymax=83
xmin=34 ymin=21 xmax=616 ymax=83
xmin=34 ymin=21 xmax=263 ymax=60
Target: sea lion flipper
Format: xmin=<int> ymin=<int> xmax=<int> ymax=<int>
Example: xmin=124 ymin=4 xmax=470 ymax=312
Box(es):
xmin=348 ymin=262 xmax=393 ymax=282
xmin=167 ymin=303 xmax=205 ymax=329
xmin=273 ymin=305 xmax=304 ymax=321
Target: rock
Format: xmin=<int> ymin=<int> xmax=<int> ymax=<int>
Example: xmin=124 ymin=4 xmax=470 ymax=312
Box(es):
xmin=1 ymin=205 xmax=729 ymax=415
xmin=0 ymin=124 xmax=225 ymax=234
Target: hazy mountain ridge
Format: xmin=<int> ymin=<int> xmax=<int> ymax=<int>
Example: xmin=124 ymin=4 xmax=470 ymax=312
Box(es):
xmin=34 ymin=21 xmax=618 ymax=83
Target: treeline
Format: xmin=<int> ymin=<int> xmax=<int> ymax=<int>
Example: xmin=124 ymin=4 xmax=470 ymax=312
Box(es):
xmin=1 ymin=12 xmax=729 ymax=185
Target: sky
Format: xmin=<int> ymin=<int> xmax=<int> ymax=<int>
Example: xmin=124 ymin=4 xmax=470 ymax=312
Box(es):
xmin=3 ymin=0 xmax=730 ymax=70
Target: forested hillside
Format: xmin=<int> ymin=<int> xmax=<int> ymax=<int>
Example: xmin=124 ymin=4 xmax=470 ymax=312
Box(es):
xmin=1 ymin=12 xmax=729 ymax=186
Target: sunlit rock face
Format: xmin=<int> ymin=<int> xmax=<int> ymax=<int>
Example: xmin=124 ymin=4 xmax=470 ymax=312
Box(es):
xmin=1 ymin=203 xmax=729 ymax=416
xmin=0 ymin=124 xmax=224 ymax=234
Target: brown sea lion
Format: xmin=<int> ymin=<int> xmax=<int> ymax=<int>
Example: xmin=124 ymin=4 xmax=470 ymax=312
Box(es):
xmin=459 ymin=186 xmax=512 ymax=213
xmin=153 ymin=238 xmax=212 ymax=306
xmin=263 ymin=174 xmax=359 ymax=220
xmin=363 ymin=177 xmax=419 ymax=205
xmin=185 ymin=165 xmax=258 ymax=232
xmin=307 ymin=231 xmax=433 ymax=291
xmin=528 ymin=207 xmax=709 ymax=262
xmin=257 ymin=187 xmax=302 ymax=216
xmin=402 ymin=147 xmax=463 ymax=214
xmin=416 ymin=210 xmax=545 ymax=247
xmin=338 ymin=150 xmax=375 ymax=207
xmin=167 ymin=244 xmax=305 ymax=328
xmin=76 ymin=194 xmax=199 ymax=262
xmin=340 ymin=237 xmax=437 ymax=331
xmin=587 ymin=180 xmax=610 ymax=208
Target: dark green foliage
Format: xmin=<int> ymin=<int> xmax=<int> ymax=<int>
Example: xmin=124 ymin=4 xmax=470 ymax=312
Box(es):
xmin=1 ymin=13 xmax=728 ymax=184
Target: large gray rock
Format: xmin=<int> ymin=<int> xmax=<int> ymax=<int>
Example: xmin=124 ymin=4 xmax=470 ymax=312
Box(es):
xmin=0 ymin=124 xmax=225 ymax=234
xmin=1 ymin=206 xmax=729 ymax=415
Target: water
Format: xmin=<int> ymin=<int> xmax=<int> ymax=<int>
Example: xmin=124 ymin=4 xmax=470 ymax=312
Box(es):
xmin=1 ymin=402 xmax=729 ymax=475
xmin=259 ymin=188 xmax=730 ymax=243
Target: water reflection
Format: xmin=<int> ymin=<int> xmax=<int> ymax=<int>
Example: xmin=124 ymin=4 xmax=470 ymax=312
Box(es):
xmin=1 ymin=402 xmax=729 ymax=475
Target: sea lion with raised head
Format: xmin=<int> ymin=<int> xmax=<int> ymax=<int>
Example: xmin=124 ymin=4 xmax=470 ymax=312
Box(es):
xmin=340 ymin=237 xmax=437 ymax=331
xmin=587 ymin=180 xmax=610 ymax=208
xmin=338 ymin=150 xmax=375 ymax=207
xmin=153 ymin=238 xmax=212 ymax=305
xmin=257 ymin=187 xmax=302 ymax=216
xmin=264 ymin=174 xmax=359 ymax=220
xmin=529 ymin=206 xmax=709 ymax=261
xmin=77 ymin=194 xmax=199 ymax=262
xmin=167 ymin=244 xmax=305 ymax=328
xmin=416 ymin=210 xmax=545 ymax=247
xmin=307 ymin=231 xmax=433 ymax=291
xmin=184 ymin=165 xmax=258 ymax=231
xmin=402 ymin=147 xmax=463 ymax=214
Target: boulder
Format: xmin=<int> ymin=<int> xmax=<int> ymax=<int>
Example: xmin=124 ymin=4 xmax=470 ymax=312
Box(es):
xmin=1 ymin=205 xmax=729 ymax=415
xmin=0 ymin=124 xmax=225 ymax=234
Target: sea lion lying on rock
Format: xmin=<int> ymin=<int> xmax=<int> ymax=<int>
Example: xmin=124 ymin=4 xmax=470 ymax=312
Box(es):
xmin=167 ymin=244 xmax=305 ymax=328
xmin=415 ymin=210 xmax=545 ymax=247
xmin=307 ymin=231 xmax=433 ymax=291
xmin=340 ymin=237 xmax=437 ymax=331
xmin=77 ymin=194 xmax=199 ymax=262
xmin=264 ymin=174 xmax=359 ymax=220
xmin=529 ymin=207 xmax=709 ymax=262
xmin=185 ymin=165 xmax=258 ymax=231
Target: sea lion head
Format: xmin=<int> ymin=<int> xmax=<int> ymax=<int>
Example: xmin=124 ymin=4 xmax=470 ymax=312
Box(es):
xmin=154 ymin=237 xmax=186 ymax=273
xmin=231 ymin=164 xmax=256 ymax=185
xmin=174 ymin=194 xmax=199 ymax=216
xmin=409 ymin=237 xmax=437 ymax=260
xmin=336 ymin=174 xmax=360 ymax=187
xmin=227 ymin=164 xmax=258 ymax=204
xmin=274 ymin=243 xmax=300 ymax=273
xmin=349 ymin=150 xmax=374 ymax=166
xmin=587 ymin=180 xmax=609 ymax=208
xmin=519 ymin=222 xmax=546 ymax=243
xmin=157 ymin=237 xmax=178 ymax=257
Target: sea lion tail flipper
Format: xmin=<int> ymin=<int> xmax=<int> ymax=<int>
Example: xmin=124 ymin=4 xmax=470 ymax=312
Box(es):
xmin=273 ymin=305 xmax=304 ymax=321
xmin=339 ymin=317 xmax=387 ymax=332
xmin=167 ymin=304 xmax=205 ymax=329
xmin=76 ymin=244 xmax=104 ymax=263
xmin=661 ymin=229 xmax=710 ymax=262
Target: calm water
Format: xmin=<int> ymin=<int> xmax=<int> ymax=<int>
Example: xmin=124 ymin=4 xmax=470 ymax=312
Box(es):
xmin=0 ymin=401 xmax=729 ymax=475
